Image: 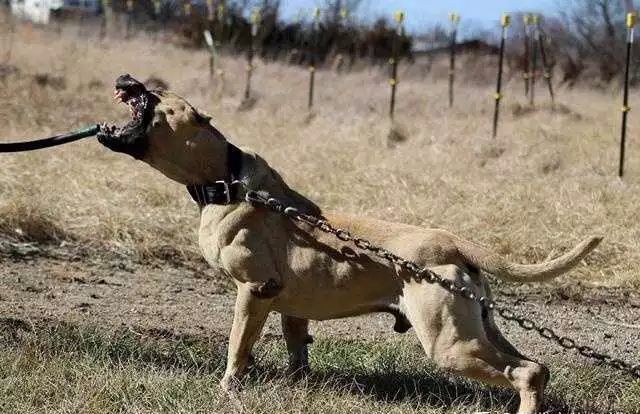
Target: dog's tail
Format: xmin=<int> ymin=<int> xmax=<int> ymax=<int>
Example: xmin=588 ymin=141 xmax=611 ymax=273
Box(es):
xmin=453 ymin=235 xmax=602 ymax=283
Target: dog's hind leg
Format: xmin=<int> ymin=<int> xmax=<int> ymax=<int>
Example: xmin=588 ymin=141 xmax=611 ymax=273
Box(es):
xmin=435 ymin=338 xmax=547 ymax=414
xmin=479 ymin=282 xmax=551 ymax=389
xmin=220 ymin=284 xmax=273 ymax=392
xmin=479 ymin=281 xmax=530 ymax=360
xmin=402 ymin=265 xmax=547 ymax=414
xmin=281 ymin=315 xmax=312 ymax=378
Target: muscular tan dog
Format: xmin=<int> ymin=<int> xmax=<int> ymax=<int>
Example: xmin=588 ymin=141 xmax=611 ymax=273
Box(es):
xmin=98 ymin=75 xmax=601 ymax=414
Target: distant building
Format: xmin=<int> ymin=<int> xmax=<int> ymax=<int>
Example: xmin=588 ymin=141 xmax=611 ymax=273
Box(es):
xmin=10 ymin=0 xmax=100 ymax=24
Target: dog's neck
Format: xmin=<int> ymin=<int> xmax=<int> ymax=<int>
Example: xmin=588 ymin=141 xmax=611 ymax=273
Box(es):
xmin=141 ymin=121 xmax=230 ymax=185
xmin=226 ymin=144 xmax=322 ymax=216
xmin=163 ymin=123 xmax=321 ymax=215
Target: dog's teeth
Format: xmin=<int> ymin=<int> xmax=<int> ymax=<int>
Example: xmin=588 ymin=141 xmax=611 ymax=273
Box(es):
xmin=113 ymin=89 xmax=129 ymax=103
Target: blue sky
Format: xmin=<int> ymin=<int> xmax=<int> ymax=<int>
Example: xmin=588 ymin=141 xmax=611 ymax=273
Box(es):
xmin=280 ymin=0 xmax=556 ymax=31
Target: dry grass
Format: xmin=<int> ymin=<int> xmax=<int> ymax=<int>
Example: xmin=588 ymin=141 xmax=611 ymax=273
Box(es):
xmin=1 ymin=21 xmax=640 ymax=288
xmin=1 ymin=319 xmax=638 ymax=414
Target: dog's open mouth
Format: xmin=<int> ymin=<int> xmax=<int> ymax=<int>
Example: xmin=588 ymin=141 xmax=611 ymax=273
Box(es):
xmin=99 ymin=74 xmax=154 ymax=140
xmin=113 ymin=76 xmax=149 ymax=122
xmin=98 ymin=74 xmax=156 ymax=158
xmin=102 ymin=74 xmax=150 ymax=132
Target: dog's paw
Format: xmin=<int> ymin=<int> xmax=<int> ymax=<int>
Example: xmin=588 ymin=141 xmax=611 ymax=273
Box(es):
xmin=220 ymin=377 xmax=245 ymax=412
xmin=220 ymin=375 xmax=243 ymax=394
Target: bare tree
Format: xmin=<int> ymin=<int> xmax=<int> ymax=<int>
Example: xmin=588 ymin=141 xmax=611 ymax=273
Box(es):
xmin=324 ymin=0 xmax=363 ymax=18
xmin=557 ymin=0 xmax=627 ymax=82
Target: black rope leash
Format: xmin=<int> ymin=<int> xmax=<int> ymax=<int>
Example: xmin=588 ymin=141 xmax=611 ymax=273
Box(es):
xmin=0 ymin=125 xmax=99 ymax=153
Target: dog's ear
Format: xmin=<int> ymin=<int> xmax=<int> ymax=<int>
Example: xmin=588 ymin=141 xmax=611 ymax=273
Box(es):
xmin=193 ymin=108 xmax=212 ymax=125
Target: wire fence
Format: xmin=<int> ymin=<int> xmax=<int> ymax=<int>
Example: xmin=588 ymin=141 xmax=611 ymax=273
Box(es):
xmin=2 ymin=4 xmax=639 ymax=176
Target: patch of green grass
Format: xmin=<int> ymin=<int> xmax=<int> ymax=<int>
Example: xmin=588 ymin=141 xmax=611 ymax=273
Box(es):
xmin=0 ymin=319 xmax=637 ymax=413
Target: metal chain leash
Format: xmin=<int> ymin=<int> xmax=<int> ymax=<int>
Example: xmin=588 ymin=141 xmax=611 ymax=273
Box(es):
xmin=243 ymin=189 xmax=640 ymax=380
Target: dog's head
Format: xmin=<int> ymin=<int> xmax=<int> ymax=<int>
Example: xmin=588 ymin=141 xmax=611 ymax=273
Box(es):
xmin=99 ymin=74 xmax=227 ymax=184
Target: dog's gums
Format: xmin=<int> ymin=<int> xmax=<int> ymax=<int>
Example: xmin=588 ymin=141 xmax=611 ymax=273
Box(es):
xmin=97 ymin=74 xmax=158 ymax=159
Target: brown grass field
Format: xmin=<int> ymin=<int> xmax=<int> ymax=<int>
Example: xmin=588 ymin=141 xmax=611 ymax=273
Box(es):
xmin=1 ymin=19 xmax=640 ymax=414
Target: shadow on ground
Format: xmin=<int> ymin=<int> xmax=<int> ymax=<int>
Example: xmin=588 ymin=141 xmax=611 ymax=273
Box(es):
xmin=0 ymin=317 xmax=620 ymax=414
xmin=252 ymin=364 xmax=583 ymax=414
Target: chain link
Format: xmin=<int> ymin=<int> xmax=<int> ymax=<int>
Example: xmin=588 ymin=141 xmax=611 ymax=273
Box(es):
xmin=244 ymin=189 xmax=640 ymax=380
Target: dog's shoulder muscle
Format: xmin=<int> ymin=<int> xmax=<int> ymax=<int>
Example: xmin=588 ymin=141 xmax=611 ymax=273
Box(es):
xmin=241 ymin=149 xmax=322 ymax=217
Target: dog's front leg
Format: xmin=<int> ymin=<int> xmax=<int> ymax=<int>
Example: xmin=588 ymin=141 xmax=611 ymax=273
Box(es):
xmin=221 ymin=284 xmax=273 ymax=392
xmin=281 ymin=315 xmax=313 ymax=378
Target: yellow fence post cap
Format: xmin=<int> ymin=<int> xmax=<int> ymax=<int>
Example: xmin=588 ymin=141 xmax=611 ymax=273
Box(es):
xmin=627 ymin=12 xmax=637 ymax=28
xmin=501 ymin=13 xmax=511 ymax=27
xmin=449 ymin=12 xmax=460 ymax=24
xmin=251 ymin=8 xmax=261 ymax=25
xmin=313 ymin=7 xmax=321 ymax=19
xmin=340 ymin=8 xmax=348 ymax=19
xmin=532 ymin=14 xmax=540 ymax=25
xmin=394 ymin=10 xmax=405 ymax=25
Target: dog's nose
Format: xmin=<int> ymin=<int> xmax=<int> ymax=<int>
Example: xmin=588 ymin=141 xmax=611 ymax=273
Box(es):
xmin=115 ymin=74 xmax=145 ymax=91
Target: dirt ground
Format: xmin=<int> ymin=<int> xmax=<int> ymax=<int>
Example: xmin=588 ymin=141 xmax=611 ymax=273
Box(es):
xmin=2 ymin=238 xmax=639 ymax=373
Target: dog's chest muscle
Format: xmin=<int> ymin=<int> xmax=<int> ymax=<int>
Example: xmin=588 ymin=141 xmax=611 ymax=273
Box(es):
xmin=197 ymin=205 xmax=248 ymax=271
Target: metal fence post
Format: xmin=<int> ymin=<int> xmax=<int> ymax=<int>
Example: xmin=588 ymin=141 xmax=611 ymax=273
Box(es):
xmin=217 ymin=3 xmax=226 ymax=45
xmin=126 ymin=0 xmax=134 ymax=39
xmin=619 ymin=12 xmax=636 ymax=178
xmin=523 ymin=14 xmax=532 ymax=97
xmin=244 ymin=8 xmax=261 ymax=101
xmin=389 ymin=11 xmax=404 ymax=120
xmin=308 ymin=7 xmax=320 ymax=111
xmin=537 ymin=17 xmax=556 ymax=108
xmin=152 ymin=0 xmax=161 ymax=42
xmin=529 ymin=14 xmax=539 ymax=107
xmin=448 ymin=12 xmax=460 ymax=108
xmin=492 ymin=13 xmax=510 ymax=138
xmin=100 ymin=0 xmax=111 ymax=39
xmin=204 ymin=30 xmax=216 ymax=79
xmin=183 ymin=0 xmax=191 ymax=18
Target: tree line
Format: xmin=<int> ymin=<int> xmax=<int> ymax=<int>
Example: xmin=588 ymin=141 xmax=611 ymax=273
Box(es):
xmin=96 ymin=0 xmax=640 ymax=85
xmin=103 ymin=0 xmax=412 ymax=69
